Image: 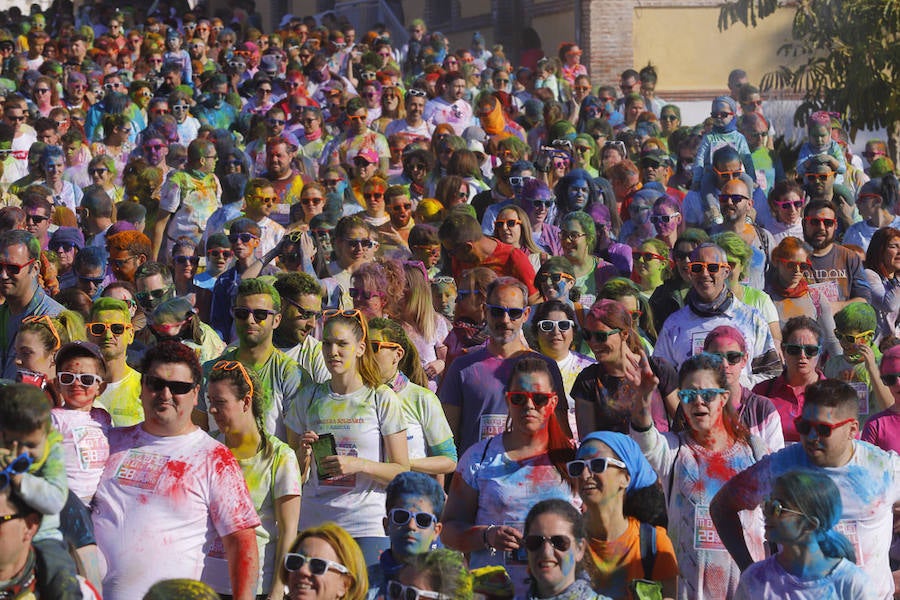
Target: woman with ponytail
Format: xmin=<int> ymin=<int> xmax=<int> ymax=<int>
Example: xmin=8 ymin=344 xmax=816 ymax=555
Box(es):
xmin=368 ymin=317 xmax=457 ymax=483
xmin=735 ymin=470 xmax=872 ymax=599
xmin=442 ymin=356 xmax=579 ymax=598
xmin=206 ymin=361 xmax=302 ymax=600
xmin=285 ymin=309 xmax=410 ymax=566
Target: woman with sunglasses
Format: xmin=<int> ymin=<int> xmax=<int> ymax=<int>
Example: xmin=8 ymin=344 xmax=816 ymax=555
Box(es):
xmin=92 ymin=114 xmax=133 ymax=183
xmin=630 ymin=351 xmax=767 ymax=600
xmin=632 ymin=238 xmax=672 ymax=301
xmin=598 ymin=277 xmax=658 ymax=351
xmin=519 ymin=178 xmax=563 ymax=257
xmin=206 ymin=361 xmax=302 ymax=600
xmin=350 ymin=262 xmax=391 ymax=320
xmin=572 ymin=133 xmax=600 ymax=178
xmin=281 ymin=522 xmax=368 ymax=600
xmin=652 ymin=195 xmax=684 ymax=249
xmin=702 ymin=326 xmax=785 ymax=451
xmin=766 ymin=180 xmax=806 ymax=245
xmin=734 ymin=470 xmax=869 ymax=600
xmin=369 ymin=318 xmax=457 ymax=482
xmin=494 ymin=205 xmax=544 ymax=272
xmin=572 ymin=432 xmax=676 ymax=599
xmin=648 ymin=228 xmax=710 ymax=329
xmin=560 ymin=211 xmax=616 ymax=308
xmin=573 ymin=300 xmax=674 ymax=434
xmin=531 ymin=300 xmax=594 ymax=439
xmin=519 ymin=499 xmax=612 ymax=600
xmin=442 ymin=357 xmax=578 ymax=597
xmin=169 ymin=237 xmax=200 ymax=300
xmin=285 ymin=310 xmax=409 ymax=566
xmin=15 ymin=311 xmax=85 ymax=394
xmin=764 ymin=237 xmax=828 ymax=326
xmin=87 ymin=154 xmax=123 ymax=202
xmin=32 ymin=75 xmax=62 ymax=118
xmin=372 ymin=85 xmax=405 ymax=135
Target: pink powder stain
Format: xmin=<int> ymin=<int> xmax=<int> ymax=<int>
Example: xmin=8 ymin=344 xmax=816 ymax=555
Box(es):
xmin=211 ymin=445 xmax=234 ymax=475
xmin=137 ymin=494 xmax=148 ymax=505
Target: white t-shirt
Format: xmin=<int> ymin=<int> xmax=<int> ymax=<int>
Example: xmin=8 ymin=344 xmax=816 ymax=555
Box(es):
xmin=283 ymin=335 xmax=330 ymax=384
xmin=735 ymin=556 xmax=875 ymax=600
xmin=205 ymin=434 xmax=302 ymax=595
xmin=284 ymin=382 xmax=406 ymax=537
xmin=392 ymin=373 xmax=455 ymax=462
xmin=51 ymin=406 xmax=111 ymax=503
xmin=383 ymin=119 xmax=434 ymax=146
xmin=92 ymin=426 xmax=260 ymax=600
xmin=722 ymin=441 xmax=900 ymax=599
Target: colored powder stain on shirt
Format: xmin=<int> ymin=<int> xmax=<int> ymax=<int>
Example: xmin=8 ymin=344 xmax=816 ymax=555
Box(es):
xmin=212 ymin=445 xmax=236 ymax=476
xmin=706 ymin=452 xmax=737 ymax=482
xmin=844 ymin=463 xmax=883 ymax=504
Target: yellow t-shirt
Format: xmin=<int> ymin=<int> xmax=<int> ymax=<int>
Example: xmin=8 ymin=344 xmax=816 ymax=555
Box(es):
xmin=95 ymin=366 xmax=143 ymax=427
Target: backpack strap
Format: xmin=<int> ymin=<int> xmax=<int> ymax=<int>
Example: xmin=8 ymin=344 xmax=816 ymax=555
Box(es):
xmin=752 ymin=223 xmax=771 ymax=269
xmin=666 ymin=434 xmax=683 ymax=505
xmin=638 ymin=521 xmax=657 ymax=580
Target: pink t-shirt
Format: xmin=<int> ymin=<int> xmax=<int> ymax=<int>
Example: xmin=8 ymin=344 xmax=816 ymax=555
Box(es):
xmin=92 ymin=426 xmax=261 ymax=600
xmin=862 ymin=408 xmax=900 ymax=454
xmin=51 ymin=406 xmax=111 ymax=503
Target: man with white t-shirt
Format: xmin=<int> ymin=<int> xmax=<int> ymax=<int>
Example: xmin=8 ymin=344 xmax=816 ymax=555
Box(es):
xmin=423 ymin=71 xmax=473 ymax=136
xmin=711 ymin=379 xmax=900 ymax=600
xmin=384 ymin=89 xmax=434 ymax=148
xmin=91 ymin=341 xmax=260 ymax=600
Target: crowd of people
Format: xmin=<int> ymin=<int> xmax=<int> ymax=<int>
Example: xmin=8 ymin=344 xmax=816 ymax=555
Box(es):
xmin=1 ymin=1 xmax=900 ymax=599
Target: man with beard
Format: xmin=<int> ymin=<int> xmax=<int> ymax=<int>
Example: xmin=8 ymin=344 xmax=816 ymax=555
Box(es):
xmin=377 ymin=186 xmax=415 ymax=253
xmin=802 ymin=198 xmax=870 ymax=309
xmin=90 ymin=298 xmax=142 ymax=426
xmin=438 ymin=277 xmax=572 ymax=456
xmin=423 ymin=71 xmax=473 ymax=136
xmin=711 ymin=379 xmax=900 ymax=600
xmin=710 ymin=177 xmax=773 ymax=290
xmin=261 ymin=136 xmax=304 ymax=226
xmin=272 ymin=271 xmax=329 ymax=383
xmin=198 ymin=278 xmax=312 ymax=441
xmin=147 ymin=296 xmax=225 ymax=365
xmin=384 ymin=88 xmax=433 ymax=147
xmin=802 ymin=157 xmax=857 ymax=230
xmin=653 ymin=242 xmax=781 ymax=387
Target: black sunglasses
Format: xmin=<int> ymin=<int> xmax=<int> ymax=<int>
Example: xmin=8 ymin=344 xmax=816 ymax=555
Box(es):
xmin=143 ymin=374 xmax=196 ymax=395
xmin=709 ymin=351 xmax=745 ymax=365
xmin=231 ymin=307 xmax=277 ymax=322
xmin=524 ymin=534 xmax=572 ymax=552
xmin=486 ymin=304 xmax=526 ymax=320
xmin=782 ymin=343 xmax=820 ymax=357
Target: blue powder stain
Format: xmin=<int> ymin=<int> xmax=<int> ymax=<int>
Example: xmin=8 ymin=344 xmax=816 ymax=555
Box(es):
xmin=844 ymin=464 xmax=883 ymax=504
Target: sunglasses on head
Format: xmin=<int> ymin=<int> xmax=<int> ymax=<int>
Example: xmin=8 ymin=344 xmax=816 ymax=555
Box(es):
xmin=793 ymin=416 xmax=855 ymax=437
xmin=678 ymin=388 xmax=726 ymax=404
xmin=582 ymin=328 xmax=621 ymax=343
xmin=143 ymin=373 xmax=196 ymax=395
xmin=688 ymin=261 xmax=728 ymax=274
xmin=486 ymin=304 xmax=526 ymax=320
xmin=58 ymin=371 xmax=103 ymax=386
xmin=506 ymin=390 xmax=557 ymax=408
xmin=565 ymin=456 xmax=627 ymax=478
xmin=388 ymin=508 xmax=437 ymax=528
xmin=709 ymin=351 xmax=745 ymax=365
xmin=231 ymin=307 xmax=277 ymax=322
xmin=87 ymin=322 xmax=132 ymax=336
xmin=283 ymin=553 xmax=349 ymax=576
xmin=537 ymin=319 xmax=574 ymax=333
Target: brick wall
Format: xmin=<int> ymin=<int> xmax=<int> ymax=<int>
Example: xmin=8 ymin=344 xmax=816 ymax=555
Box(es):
xmin=582 ymin=0 xmax=635 ymax=85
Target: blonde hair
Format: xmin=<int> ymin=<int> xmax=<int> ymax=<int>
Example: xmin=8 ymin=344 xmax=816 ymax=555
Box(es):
xmin=281 ymin=523 xmax=369 ymax=600
xmin=401 ymin=261 xmax=441 ymax=341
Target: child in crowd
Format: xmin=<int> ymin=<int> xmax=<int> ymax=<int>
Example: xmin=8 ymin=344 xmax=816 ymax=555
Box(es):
xmin=824 ymin=303 xmax=884 ymax=416
xmin=796 ymin=111 xmax=847 ymax=185
xmin=0 ymin=382 xmax=82 ymax=595
xmin=50 ymin=341 xmax=111 ymax=505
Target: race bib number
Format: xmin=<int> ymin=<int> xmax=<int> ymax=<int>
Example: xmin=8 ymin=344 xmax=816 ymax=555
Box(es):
xmin=694 ymin=505 xmax=726 ymax=551
xmin=207 ymin=536 xmax=226 ymax=559
xmin=73 ymin=426 xmax=108 ymax=471
xmin=850 ymin=381 xmax=869 ymax=415
xmin=691 ymin=331 xmax=709 ymax=357
xmin=834 ymin=521 xmax=862 ymax=565
xmin=807 ymin=281 xmax=839 ymax=311
xmin=480 ymin=414 xmax=507 ymax=440
xmin=114 ymin=450 xmax=168 ymax=491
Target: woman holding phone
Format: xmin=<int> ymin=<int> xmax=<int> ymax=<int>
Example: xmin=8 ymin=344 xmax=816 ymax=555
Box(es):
xmin=285 ymin=309 xmax=409 ymax=566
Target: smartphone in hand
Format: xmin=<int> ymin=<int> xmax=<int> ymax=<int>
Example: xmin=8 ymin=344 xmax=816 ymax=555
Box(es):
xmin=311 ymin=433 xmax=337 ymax=480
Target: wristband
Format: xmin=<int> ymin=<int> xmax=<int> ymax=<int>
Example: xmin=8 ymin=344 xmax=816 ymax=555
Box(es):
xmin=483 ymin=524 xmax=497 ymax=554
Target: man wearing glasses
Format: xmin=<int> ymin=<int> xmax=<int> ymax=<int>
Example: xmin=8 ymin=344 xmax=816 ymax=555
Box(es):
xmin=709 ymin=177 xmax=774 ymax=290
xmin=154 ymin=139 xmax=222 ymax=261
xmin=711 ymin=379 xmax=900 ymax=600
xmin=653 ymin=242 xmax=780 ymax=387
xmin=20 ymin=187 xmax=53 ymax=250
xmin=802 ymin=198 xmax=871 ymax=310
xmin=2 ymin=96 xmax=36 ymax=185
xmin=0 ymin=230 xmax=64 ymax=378
xmin=92 ymin=341 xmax=260 ymax=599
xmin=273 ymin=271 xmax=330 ymax=383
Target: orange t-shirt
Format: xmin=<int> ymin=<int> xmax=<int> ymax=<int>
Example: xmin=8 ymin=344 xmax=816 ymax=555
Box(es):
xmin=585 ymin=516 xmax=679 ymax=599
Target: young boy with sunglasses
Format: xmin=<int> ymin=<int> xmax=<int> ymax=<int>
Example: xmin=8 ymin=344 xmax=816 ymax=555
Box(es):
xmin=824 ymin=303 xmax=885 ymax=416
xmin=367 ymin=472 xmax=445 ymax=600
